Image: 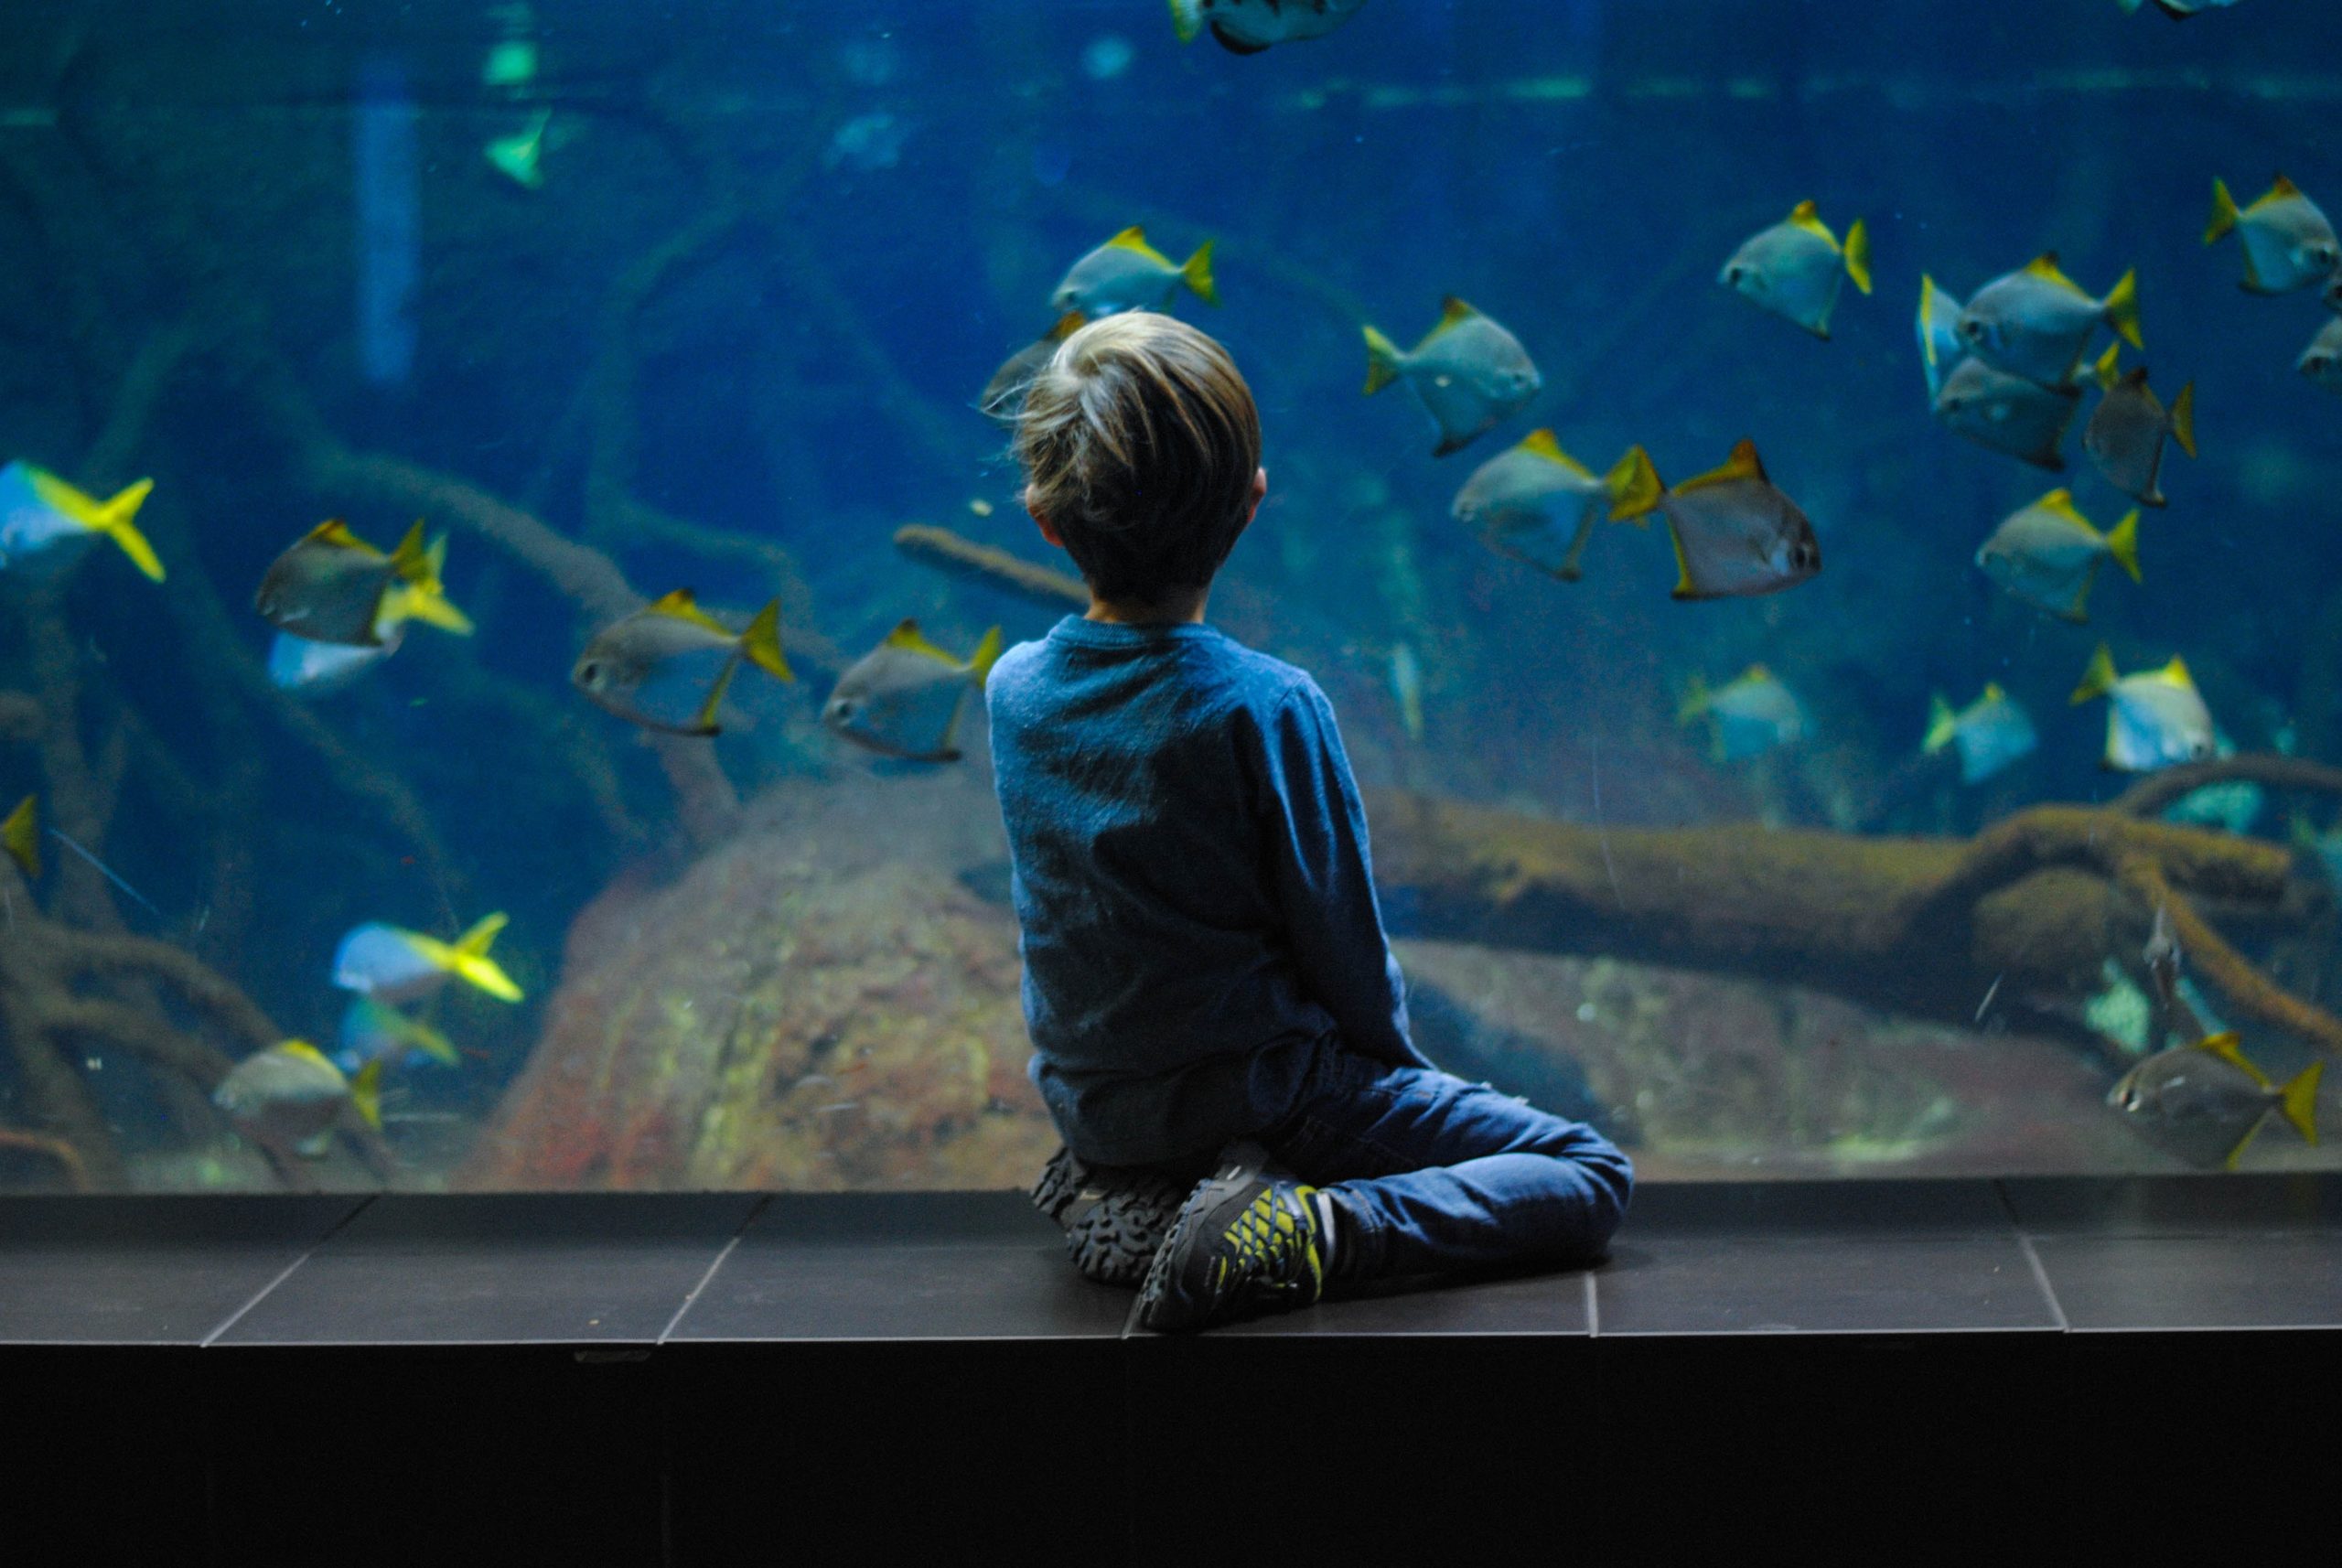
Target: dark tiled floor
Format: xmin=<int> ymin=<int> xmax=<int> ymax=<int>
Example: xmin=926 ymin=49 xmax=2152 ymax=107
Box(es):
xmin=1592 ymin=1231 xmax=2060 ymax=1335
xmin=2030 ymin=1231 xmax=2342 ymax=1330
xmin=2002 ymin=1173 xmax=2342 ymax=1236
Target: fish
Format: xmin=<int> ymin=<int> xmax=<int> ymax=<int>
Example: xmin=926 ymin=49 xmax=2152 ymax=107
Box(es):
xmin=268 ymin=628 xmax=401 ymax=696
xmin=979 ymin=311 xmax=1085 ymax=425
xmin=1679 ymin=665 xmax=1804 ymax=762
xmin=2070 ymin=644 xmax=2217 ymax=772
xmin=1719 ymin=199 xmax=1872 ymax=338
xmin=1390 ymin=642 xmax=1423 ymax=742
xmin=2298 ymin=317 xmax=2342 ymax=396
xmin=2110 ymin=1032 xmax=2321 ymax=1171
xmin=485 ymin=107 xmax=551 ymax=189
xmin=1931 ymin=355 xmax=2081 ymax=470
xmin=2083 ymin=346 xmax=2196 ymax=507
xmin=1611 ymin=439 xmax=1820 ymax=601
xmin=1975 ymin=489 xmax=2141 ymax=623
xmin=1916 ymin=274 xmax=1966 ymax=402
xmin=823 ymin=620 xmax=1004 ymax=763
xmin=2119 ymin=0 xmax=2243 ymax=16
xmin=0 ymin=463 xmax=162 ymax=582
xmin=3 ymin=794 xmax=37 ymax=879
xmin=212 ymin=1041 xmax=383 ymax=1159
xmin=1923 ymin=683 xmax=2037 ymax=785
xmin=573 ymin=590 xmax=792 ymax=737
xmin=1168 ymin=0 xmax=1369 ymax=54
xmin=1956 ymin=252 xmax=2142 ymax=388
xmin=2326 ymin=272 xmax=2342 ymax=315
xmin=255 ymin=520 xmax=469 ymax=648
xmin=334 ymin=911 xmax=524 ymax=1005
xmin=335 ymin=995 xmax=459 ymax=1073
xmin=1448 ymin=430 xmax=1662 ymax=582
xmin=1049 ymin=227 xmax=1216 ymax=317
xmin=1362 ymin=297 xmax=1542 ymax=457
xmin=2205 ymin=176 xmax=2338 ymax=295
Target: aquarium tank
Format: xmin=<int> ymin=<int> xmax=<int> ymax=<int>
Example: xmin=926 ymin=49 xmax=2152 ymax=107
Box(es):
xmin=0 ymin=0 xmax=2336 ymax=1197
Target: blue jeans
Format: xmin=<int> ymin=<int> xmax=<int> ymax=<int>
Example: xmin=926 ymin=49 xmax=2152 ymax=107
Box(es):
xmin=1257 ymin=1049 xmax=1633 ymax=1281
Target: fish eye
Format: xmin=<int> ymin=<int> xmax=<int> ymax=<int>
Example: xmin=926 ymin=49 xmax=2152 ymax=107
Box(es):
xmin=1724 ymin=264 xmax=1745 ymax=285
xmin=1960 ymin=318 xmax=1983 ymax=340
xmin=578 ymin=661 xmax=601 ymax=685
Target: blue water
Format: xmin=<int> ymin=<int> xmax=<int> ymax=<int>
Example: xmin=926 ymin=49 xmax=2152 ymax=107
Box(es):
xmin=1 ymin=1 xmax=2336 ymax=1187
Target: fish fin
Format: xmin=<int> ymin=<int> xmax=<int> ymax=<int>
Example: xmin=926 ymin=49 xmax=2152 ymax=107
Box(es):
xmin=2 ymin=794 xmax=38 ymax=880
xmin=2106 ymin=510 xmax=2143 ymax=585
xmin=1675 ymin=672 xmax=1711 ymax=725
xmin=1180 ymin=240 xmax=1218 ymax=306
xmin=1982 ymin=682 xmax=2006 ymax=702
xmin=2161 ymin=655 xmax=2196 ymax=691
xmin=306 ymin=519 xmax=373 ymax=553
xmin=2271 ymin=173 xmax=2304 ymax=199
xmin=1047 ymin=310 xmax=1087 ymax=341
xmin=2170 ymin=381 xmax=2197 ymax=458
xmin=693 ymin=657 xmax=738 ymax=736
xmin=390 ymin=536 xmax=475 ymax=636
xmin=2070 ymin=643 xmax=2118 ymax=705
xmin=2093 ymin=341 xmax=2121 ymax=389
xmin=410 ymin=1015 xmax=460 ymax=1067
xmin=30 ymin=471 xmax=163 ymax=581
xmin=1604 ymin=446 xmax=1662 ymax=523
xmin=350 ymin=1058 xmax=384 ymax=1131
xmin=2281 ymin=1060 xmax=2324 ymax=1145
xmin=2205 ymin=177 xmax=2240 ymax=243
xmin=968 ymin=625 xmax=1004 ymax=684
xmin=1923 ymin=694 xmax=1957 ymax=755
xmin=281 ymin=1039 xmax=334 ymax=1070
xmin=2036 ymin=488 xmax=2088 ymax=526
xmin=1360 ymin=325 xmax=1403 ymax=395
xmin=2104 ymin=268 xmax=2143 ymax=349
xmin=387 ymin=520 xmax=430 ymax=582
xmin=882 ymin=618 xmax=964 ymax=665
xmin=455 ymin=912 xmax=509 ymax=960
xmin=1209 ymin=20 xmax=1270 ymax=53
xmin=1105 ymin=225 xmax=1153 ymax=253
xmin=1842 ymin=217 xmax=1872 ymax=295
xmin=645 ymin=588 xmax=736 ymax=637
xmin=1520 ymin=428 xmax=1591 ymax=478
xmin=2024 ymin=252 xmax=2082 ymax=293
xmin=1166 ymin=0 xmax=1202 ymax=43
xmin=1436 ymin=296 xmax=1478 ymax=329
xmin=1786 ymin=199 xmax=1828 ymax=234
xmin=1722 ymin=438 xmax=1767 ymax=481
xmin=1665 ymin=521 xmax=1699 ymax=601
xmin=2223 ymin=1116 xmax=2265 ymax=1172
xmin=451 ymin=948 xmax=524 ymax=1004
xmin=2195 ymin=1031 xmax=2270 ymax=1087
xmin=739 ymin=600 xmax=793 ymax=682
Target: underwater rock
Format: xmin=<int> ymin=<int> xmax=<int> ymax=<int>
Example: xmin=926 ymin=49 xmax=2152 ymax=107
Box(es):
xmin=458 ymin=777 xmax=1058 ymax=1190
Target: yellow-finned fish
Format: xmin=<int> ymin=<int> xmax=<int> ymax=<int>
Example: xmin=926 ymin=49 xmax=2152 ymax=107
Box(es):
xmin=2083 ymin=345 xmax=2196 ymax=508
xmin=1923 ymin=683 xmax=2036 ymax=785
xmin=0 ymin=462 xmax=162 ymax=582
xmin=574 ymin=590 xmax=792 ymax=737
xmin=1168 ymin=0 xmax=1368 ymax=53
xmin=2205 ymin=175 xmax=2338 ymax=295
xmin=1050 ymin=227 xmax=1216 ymax=317
xmin=212 ymin=1041 xmax=383 ymax=1160
xmin=980 ymin=311 xmax=1085 ymax=425
xmin=2301 ymin=317 xmax=2342 ymax=396
xmin=255 ymin=520 xmax=466 ymax=648
xmin=3 ymin=793 xmax=37 ymax=880
xmin=1719 ymin=199 xmax=1872 ymax=338
xmin=2070 ymin=644 xmax=2215 ymax=772
xmin=485 ymin=106 xmax=551 ymax=189
xmin=1362 ymin=296 xmax=1542 ymax=457
xmin=1931 ymin=355 xmax=2081 ymax=470
xmin=824 ymin=620 xmax=1003 ymax=763
xmin=1956 ymin=252 xmax=2143 ymax=388
xmin=1975 ymin=489 xmax=2141 ymax=623
xmin=335 ymin=912 xmax=524 ymax=1005
xmin=1916 ymin=274 xmax=1966 ymax=402
xmin=1448 ymin=430 xmax=1660 ymax=582
xmin=1611 ymin=439 xmax=1819 ymax=601
xmin=336 ymin=995 xmax=460 ymax=1073
xmin=1679 ymin=665 xmax=1804 ymax=762
xmin=2110 ymin=1031 xmax=2321 ymax=1172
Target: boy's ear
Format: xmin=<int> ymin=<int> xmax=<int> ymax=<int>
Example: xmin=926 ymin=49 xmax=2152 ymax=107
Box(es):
xmin=1248 ymin=466 xmax=1267 ymax=522
xmin=1026 ymin=487 xmax=1065 ymax=549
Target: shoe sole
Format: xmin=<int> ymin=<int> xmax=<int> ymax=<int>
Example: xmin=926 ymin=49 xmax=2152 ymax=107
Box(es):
xmin=1133 ymin=1158 xmax=1265 ymax=1334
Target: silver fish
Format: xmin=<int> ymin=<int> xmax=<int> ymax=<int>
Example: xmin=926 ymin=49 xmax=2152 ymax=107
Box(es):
xmin=1720 ymin=199 xmax=1871 ymax=338
xmin=255 ymin=520 xmax=461 ymax=647
xmin=1168 ymin=0 xmax=1368 ymax=53
xmin=1932 ymin=355 xmax=2080 ymax=470
xmin=1923 ymin=684 xmax=2036 ymax=785
xmin=1449 ymin=430 xmax=1658 ymax=582
xmin=1362 ymin=297 xmax=1542 ymax=457
xmin=1050 ymin=228 xmax=1215 ymax=317
xmin=1975 ymin=489 xmax=2140 ymax=623
xmin=824 ymin=620 xmax=1003 ymax=763
xmin=2205 ymin=175 xmax=2338 ymax=295
xmin=1916 ymin=275 xmax=1966 ymax=402
xmin=2298 ymin=317 xmax=2342 ymax=396
xmin=213 ymin=1041 xmax=381 ymax=1159
xmin=1616 ymin=439 xmax=1820 ymax=601
xmin=1680 ymin=665 xmax=1804 ymax=762
xmin=574 ymin=590 xmax=791 ymax=736
xmin=2083 ymin=347 xmax=2197 ymax=507
xmin=1956 ymin=252 xmax=2142 ymax=387
xmin=2070 ymin=644 xmax=2215 ymax=772
xmin=2111 ymin=1032 xmax=2320 ymax=1172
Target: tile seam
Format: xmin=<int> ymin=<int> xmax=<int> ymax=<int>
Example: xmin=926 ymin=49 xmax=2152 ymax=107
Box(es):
xmin=199 ymin=1194 xmax=376 ymax=1348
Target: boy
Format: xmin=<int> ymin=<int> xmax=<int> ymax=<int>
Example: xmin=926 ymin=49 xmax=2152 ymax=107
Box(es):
xmin=988 ymin=313 xmax=1631 ymax=1333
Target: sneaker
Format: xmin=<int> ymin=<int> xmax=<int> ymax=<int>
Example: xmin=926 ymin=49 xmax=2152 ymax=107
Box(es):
xmin=1134 ymin=1144 xmax=1327 ymax=1333
xmin=1030 ymin=1147 xmax=1189 ymax=1289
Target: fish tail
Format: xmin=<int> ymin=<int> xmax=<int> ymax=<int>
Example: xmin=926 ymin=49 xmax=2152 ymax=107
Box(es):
xmin=2 ymin=794 xmax=38 ymax=880
xmin=398 ymin=534 xmax=476 ymax=634
xmin=1166 ymin=0 xmax=1203 ymax=44
xmin=739 ymin=599 xmax=794 ymax=682
xmin=968 ymin=625 xmax=1004 ymax=684
xmin=1361 ymin=325 xmax=1403 ymax=395
xmin=452 ymin=950 xmax=524 ymax=1004
xmin=2093 ymin=341 xmax=2121 ymax=389
xmin=2070 ymin=643 xmax=2119 ymax=705
xmin=1842 ymin=217 xmax=1872 ymax=295
xmin=34 ymin=472 xmax=163 ymax=581
xmin=350 ymin=1058 xmax=384 ymax=1132
xmin=1923 ymin=695 xmax=1957 ymax=756
xmin=2170 ymin=381 xmax=2197 ymax=458
xmin=2280 ymin=1060 xmax=2324 ymax=1145
xmin=1675 ymin=672 xmax=1711 ymax=726
xmin=2103 ymin=267 xmax=2143 ymax=350
xmin=1180 ymin=240 xmax=1218 ymax=306
xmin=1604 ymin=446 xmax=1663 ymax=524
xmin=410 ymin=1015 xmax=461 ymax=1067
xmin=2204 ymin=177 xmax=2240 ymax=244
xmin=455 ymin=910 xmax=509 ymax=960
xmin=2105 ymin=510 xmax=2143 ymax=585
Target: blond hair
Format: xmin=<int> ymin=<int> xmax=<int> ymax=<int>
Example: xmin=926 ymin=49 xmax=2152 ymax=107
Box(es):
xmin=1014 ymin=314 xmax=1261 ymax=605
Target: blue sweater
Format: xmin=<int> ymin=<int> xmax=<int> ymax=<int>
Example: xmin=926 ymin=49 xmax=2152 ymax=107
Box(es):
xmin=985 ymin=617 xmax=1429 ymax=1166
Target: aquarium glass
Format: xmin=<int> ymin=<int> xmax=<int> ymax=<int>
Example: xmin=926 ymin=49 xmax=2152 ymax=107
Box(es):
xmin=1 ymin=0 xmax=2337 ymax=1196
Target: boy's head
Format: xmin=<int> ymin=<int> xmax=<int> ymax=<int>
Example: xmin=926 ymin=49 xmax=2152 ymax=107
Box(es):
xmin=1015 ymin=313 xmax=1262 ymax=609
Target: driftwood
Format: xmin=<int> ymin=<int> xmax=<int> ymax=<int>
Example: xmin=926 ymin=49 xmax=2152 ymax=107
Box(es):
xmin=893 ymin=524 xmax=1089 ymax=611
